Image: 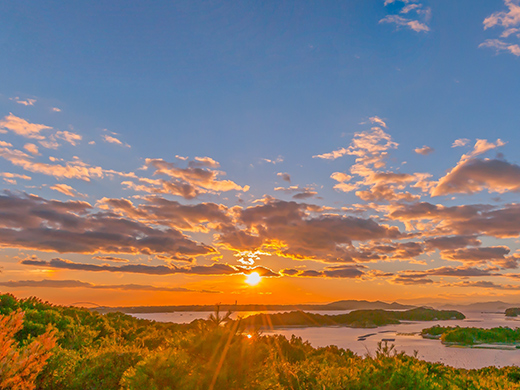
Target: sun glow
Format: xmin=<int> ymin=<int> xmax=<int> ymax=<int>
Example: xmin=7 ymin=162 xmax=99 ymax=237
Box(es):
xmin=245 ymin=272 xmax=262 ymax=286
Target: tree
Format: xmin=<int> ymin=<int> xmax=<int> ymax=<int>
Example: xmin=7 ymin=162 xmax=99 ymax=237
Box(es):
xmin=0 ymin=310 xmax=56 ymax=390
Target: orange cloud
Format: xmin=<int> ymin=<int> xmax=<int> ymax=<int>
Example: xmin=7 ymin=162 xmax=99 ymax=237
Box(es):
xmin=0 ymin=113 xmax=52 ymax=139
xmin=50 ymin=184 xmax=87 ymax=198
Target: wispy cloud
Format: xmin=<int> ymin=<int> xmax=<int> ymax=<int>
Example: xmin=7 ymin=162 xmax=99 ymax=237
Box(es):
xmin=22 ymin=257 xmax=279 ymax=278
xmin=481 ymin=0 xmax=520 ymax=56
xmin=0 ymin=113 xmax=52 ymax=139
xmin=50 ymin=183 xmax=87 ymax=198
xmin=123 ymin=157 xmax=249 ymax=199
xmin=415 ymin=145 xmax=434 ymax=155
xmin=380 ymin=1 xmax=431 ymax=33
xmin=55 ymin=131 xmax=82 ymax=146
xmin=0 ymin=279 xmax=221 ymax=293
xmin=10 ymin=97 xmax=37 ymax=106
xmin=102 ymin=134 xmax=130 ymax=147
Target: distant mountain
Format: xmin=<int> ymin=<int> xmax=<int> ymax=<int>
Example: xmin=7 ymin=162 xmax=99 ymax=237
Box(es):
xmin=440 ymin=301 xmax=516 ymax=312
xmin=94 ymin=299 xmax=415 ymax=314
xmin=323 ymin=300 xmax=414 ymax=310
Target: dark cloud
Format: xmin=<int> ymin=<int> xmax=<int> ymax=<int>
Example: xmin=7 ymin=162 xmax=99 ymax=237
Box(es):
xmin=282 ymin=265 xmax=365 ymax=279
xmin=0 ymin=192 xmax=214 ymax=258
xmin=218 ymin=198 xmax=401 ymax=263
xmin=391 ymin=276 xmax=435 ymax=285
xmin=93 ymin=256 xmax=130 ymax=263
xmin=0 ymin=279 xmax=220 ymax=293
xmin=399 ymin=266 xmax=501 ymax=279
xmin=425 ymin=236 xmax=482 ymax=251
xmin=447 ymin=281 xmax=520 ymax=290
xmin=277 ymin=172 xmax=291 ymax=182
xmin=98 ymin=196 xmax=231 ymax=231
xmin=21 ymin=258 xmax=279 ymax=277
xmin=389 ymin=202 xmax=520 ymax=239
xmin=440 ymin=246 xmax=510 ymax=263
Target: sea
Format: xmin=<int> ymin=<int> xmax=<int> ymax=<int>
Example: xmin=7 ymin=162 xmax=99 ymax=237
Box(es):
xmin=130 ymin=310 xmax=520 ymax=369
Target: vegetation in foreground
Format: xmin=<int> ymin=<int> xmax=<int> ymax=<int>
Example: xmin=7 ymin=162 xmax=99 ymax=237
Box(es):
xmin=237 ymin=307 xmax=465 ymax=329
xmin=1 ymin=293 xmax=520 ymax=390
xmin=422 ymin=325 xmax=520 ymax=346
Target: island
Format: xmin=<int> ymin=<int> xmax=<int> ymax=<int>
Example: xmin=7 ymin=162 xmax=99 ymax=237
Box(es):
xmin=236 ymin=307 xmax=465 ymax=329
xmin=421 ymin=325 xmax=520 ymax=348
xmin=505 ymin=308 xmax=520 ymax=317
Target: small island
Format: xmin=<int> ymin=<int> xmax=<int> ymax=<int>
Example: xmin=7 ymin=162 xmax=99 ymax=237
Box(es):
xmin=237 ymin=307 xmax=465 ymax=329
xmin=505 ymin=308 xmax=520 ymax=317
xmin=421 ymin=326 xmax=520 ymax=348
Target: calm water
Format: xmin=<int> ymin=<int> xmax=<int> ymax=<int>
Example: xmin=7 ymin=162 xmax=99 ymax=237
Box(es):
xmin=131 ymin=310 xmax=520 ymax=369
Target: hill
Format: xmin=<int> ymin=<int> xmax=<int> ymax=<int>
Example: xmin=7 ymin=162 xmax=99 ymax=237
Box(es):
xmin=94 ymin=299 xmax=414 ymax=314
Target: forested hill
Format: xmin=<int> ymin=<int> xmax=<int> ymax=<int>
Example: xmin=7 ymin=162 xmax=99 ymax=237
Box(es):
xmin=237 ymin=308 xmax=465 ymax=329
xmin=95 ymin=299 xmax=413 ymax=314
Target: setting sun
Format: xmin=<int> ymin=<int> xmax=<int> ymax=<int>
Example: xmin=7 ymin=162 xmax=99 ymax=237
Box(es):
xmin=245 ymin=272 xmax=262 ymax=286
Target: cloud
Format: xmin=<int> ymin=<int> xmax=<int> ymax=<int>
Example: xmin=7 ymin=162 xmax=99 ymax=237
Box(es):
xmin=447 ymin=280 xmax=520 ymax=290
xmin=415 ymin=145 xmax=434 ymax=155
xmin=0 ymin=192 xmax=214 ymax=259
xmin=21 ymin=257 xmax=278 ymax=277
xmin=93 ymin=256 xmax=130 ymax=263
xmin=0 ymin=143 xmax=134 ymax=182
xmin=316 ymin=123 xmax=430 ymax=202
xmin=314 ymin=124 xmax=397 ymax=163
xmin=283 ymin=265 xmax=365 ymax=279
xmin=277 ymin=172 xmax=291 ymax=182
xmin=274 ymin=185 xmax=318 ymax=199
xmin=50 ymin=184 xmax=87 ymax=198
xmin=389 ymin=202 xmax=520 ymax=239
xmin=97 ymin=196 xmax=232 ymax=232
xmin=52 ymin=107 xmax=61 ymax=112
xmin=379 ymin=15 xmax=430 ymax=32
xmin=10 ymin=97 xmax=36 ymax=106
xmin=381 ymin=1 xmax=431 ymax=33
xmin=0 ymin=113 xmax=52 ymax=139
xmin=391 ymin=276 xmax=435 ymax=285
xmin=0 ymin=145 xmax=104 ymax=181
xmin=188 ymin=156 xmax=220 ymax=168
xmin=440 ymin=246 xmax=510 ymax=263
xmin=23 ymin=143 xmax=40 ymax=156
xmin=0 ymin=279 xmax=220 ymax=293
xmin=0 ymin=172 xmax=31 ymax=183
xmin=481 ymin=1 xmax=520 ymax=56
xmin=479 ymin=39 xmax=520 ymax=56
xmin=431 ymin=139 xmax=512 ymax=196
xmin=55 ymin=131 xmax=82 ymax=146
xmin=102 ymin=134 xmax=130 ymax=147
xmin=369 ymin=116 xmax=387 ymax=128
xmin=217 ymin=198 xmax=401 ymax=263
xmin=424 ymin=235 xmax=482 ymax=251
xmin=123 ymin=158 xmax=249 ymax=199
xmin=452 ymin=138 xmax=470 ymax=148
xmin=483 ymin=0 xmax=520 ymax=29
xmin=260 ymin=156 xmax=284 ymax=164
xmin=432 ymin=158 xmax=520 ymax=196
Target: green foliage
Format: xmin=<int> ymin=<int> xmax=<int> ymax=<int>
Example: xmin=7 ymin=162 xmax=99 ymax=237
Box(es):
xmin=422 ymin=325 xmax=520 ymax=345
xmin=505 ymin=308 xmax=520 ymax=317
xmin=238 ymin=307 xmax=465 ymax=329
xmin=1 ymin=293 xmax=520 ymax=389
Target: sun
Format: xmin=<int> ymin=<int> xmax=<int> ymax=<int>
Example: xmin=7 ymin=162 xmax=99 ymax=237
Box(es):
xmin=245 ymin=272 xmax=262 ymax=286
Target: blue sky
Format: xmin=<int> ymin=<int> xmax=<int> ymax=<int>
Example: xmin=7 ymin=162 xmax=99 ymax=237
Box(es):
xmin=1 ymin=1 xmax=520 ymax=305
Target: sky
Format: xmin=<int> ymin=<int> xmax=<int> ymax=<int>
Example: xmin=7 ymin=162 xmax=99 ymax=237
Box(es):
xmin=1 ymin=0 xmax=520 ymax=306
